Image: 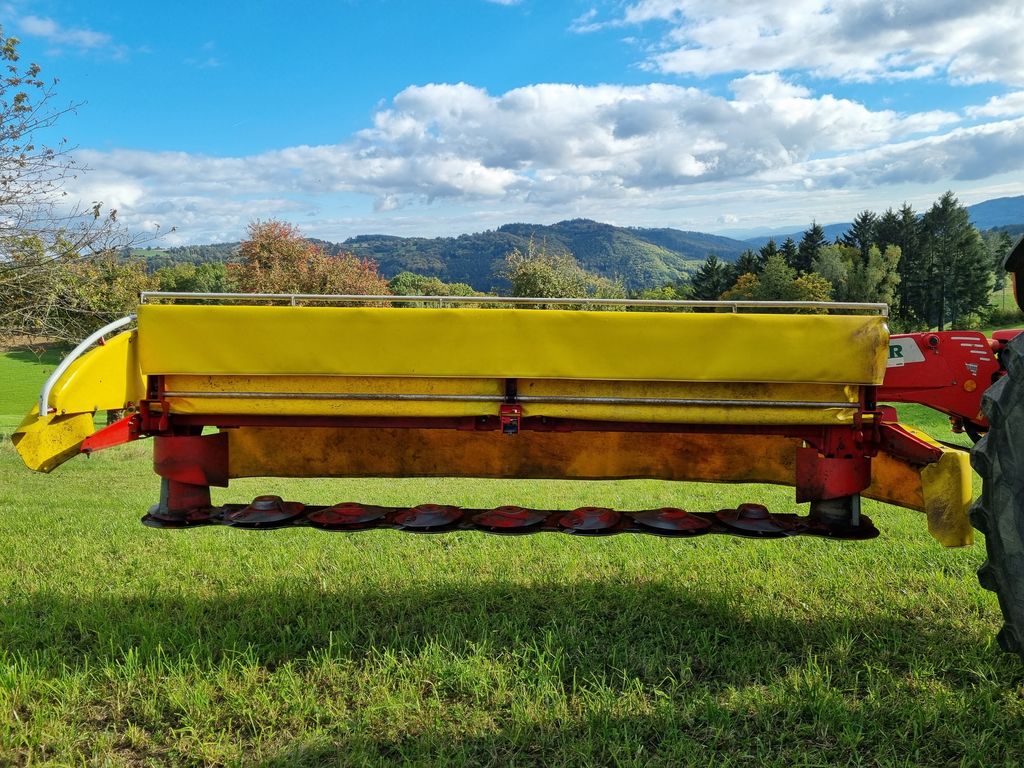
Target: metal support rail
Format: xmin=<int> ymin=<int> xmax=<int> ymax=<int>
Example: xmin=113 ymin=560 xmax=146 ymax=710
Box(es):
xmin=160 ymin=390 xmax=857 ymax=409
xmin=38 ymin=315 xmax=136 ymax=415
xmin=141 ymin=291 xmax=888 ymax=315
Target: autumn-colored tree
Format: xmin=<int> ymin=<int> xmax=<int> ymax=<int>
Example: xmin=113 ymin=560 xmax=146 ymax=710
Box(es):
xmin=231 ymin=220 xmax=390 ymax=298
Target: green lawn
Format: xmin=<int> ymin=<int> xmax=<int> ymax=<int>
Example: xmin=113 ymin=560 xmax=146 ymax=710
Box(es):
xmin=1 ymin=348 xmax=1023 ymax=766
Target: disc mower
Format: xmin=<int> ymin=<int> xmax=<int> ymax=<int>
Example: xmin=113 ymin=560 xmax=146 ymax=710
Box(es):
xmin=12 ymin=242 xmax=1024 ymax=658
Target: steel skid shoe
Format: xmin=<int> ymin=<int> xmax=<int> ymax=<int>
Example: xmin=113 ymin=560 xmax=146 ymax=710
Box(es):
xmin=307 ymin=502 xmax=390 ymax=531
xmin=715 ymin=503 xmax=792 ymax=538
xmin=471 ymin=505 xmax=547 ymax=533
xmin=806 ymin=496 xmax=879 ymax=540
xmin=142 ymin=479 xmax=218 ymax=528
xmin=224 ymin=495 xmax=306 ymax=529
xmin=632 ymin=507 xmax=713 ymax=536
xmin=558 ymin=506 xmax=621 ymax=535
xmin=394 ymin=504 xmax=462 ymax=532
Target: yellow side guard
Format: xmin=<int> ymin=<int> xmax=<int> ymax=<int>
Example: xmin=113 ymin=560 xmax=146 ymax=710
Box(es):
xmin=12 ymin=328 xmax=144 ymax=472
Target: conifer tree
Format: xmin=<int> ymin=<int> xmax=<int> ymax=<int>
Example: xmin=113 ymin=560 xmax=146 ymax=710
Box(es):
xmin=691 ymin=254 xmax=734 ymax=300
xmin=796 ymin=222 xmax=827 ymax=273
xmin=917 ymin=192 xmax=991 ymax=329
xmin=842 ymin=210 xmax=879 ymax=261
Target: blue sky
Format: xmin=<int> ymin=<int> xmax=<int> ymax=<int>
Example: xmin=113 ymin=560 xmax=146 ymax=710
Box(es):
xmin=6 ymin=0 xmax=1024 ymax=244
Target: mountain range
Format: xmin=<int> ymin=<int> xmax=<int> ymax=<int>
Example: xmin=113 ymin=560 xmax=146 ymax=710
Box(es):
xmin=136 ymin=195 xmax=1024 ymax=292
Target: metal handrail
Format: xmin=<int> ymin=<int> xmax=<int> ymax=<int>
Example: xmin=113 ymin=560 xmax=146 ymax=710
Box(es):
xmin=140 ymin=292 xmax=888 ymax=315
xmin=38 ymin=315 xmax=136 ymax=415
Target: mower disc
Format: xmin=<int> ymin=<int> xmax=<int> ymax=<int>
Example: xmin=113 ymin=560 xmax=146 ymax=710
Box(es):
xmin=307 ymin=502 xmax=389 ymax=529
xmin=394 ymin=504 xmax=462 ymax=531
xmin=558 ymin=506 xmax=621 ymax=534
xmin=472 ymin=506 xmax=546 ymax=532
xmin=632 ymin=507 xmax=712 ymax=535
xmin=225 ymin=495 xmax=306 ymax=528
xmin=715 ymin=503 xmax=789 ymax=537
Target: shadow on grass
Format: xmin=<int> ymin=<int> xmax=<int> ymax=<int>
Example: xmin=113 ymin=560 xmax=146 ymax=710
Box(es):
xmin=4 ymin=579 xmax=1021 ymax=765
xmin=2 ymin=346 xmax=66 ymax=365
xmin=1 ymin=578 xmax=1005 ymax=679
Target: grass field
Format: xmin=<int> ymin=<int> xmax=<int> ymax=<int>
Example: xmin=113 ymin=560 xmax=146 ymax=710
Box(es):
xmin=2 ymin=347 xmax=1023 ymax=766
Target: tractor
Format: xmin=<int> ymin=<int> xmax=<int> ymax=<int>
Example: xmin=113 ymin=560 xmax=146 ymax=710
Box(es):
xmin=12 ymin=241 xmax=1024 ymax=659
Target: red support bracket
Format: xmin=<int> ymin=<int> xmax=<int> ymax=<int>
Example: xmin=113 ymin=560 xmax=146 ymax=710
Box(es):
xmin=500 ymin=403 xmax=523 ymax=435
xmin=81 ymin=414 xmax=142 ymax=454
xmin=877 ymin=422 xmax=945 ymax=466
xmin=795 ymin=447 xmax=871 ymax=502
xmin=153 ymin=432 xmax=230 ymax=487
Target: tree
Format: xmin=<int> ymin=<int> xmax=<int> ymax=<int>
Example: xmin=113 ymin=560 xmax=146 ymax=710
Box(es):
xmin=874 ymin=207 xmax=902 ymax=253
xmin=733 ymin=249 xmax=761 ymax=278
xmin=983 ymin=229 xmax=1014 ymax=292
xmin=812 ymin=245 xmax=851 ymax=300
xmin=721 ymin=253 xmax=832 ymax=306
xmin=631 ymin=280 xmax=693 ymax=312
xmin=842 ymin=210 xmax=879 ymax=260
xmin=503 ymin=240 xmax=625 ymax=306
xmin=780 ymin=237 xmax=798 ymax=269
xmin=917 ymin=192 xmax=992 ymax=329
xmin=796 ymin=222 xmax=827 ymax=273
xmin=388 ymin=271 xmax=479 ymax=297
xmin=691 ymin=254 xmax=735 ymax=300
xmin=847 ymin=244 xmax=900 ymax=306
xmin=3 ymin=234 xmax=155 ymax=345
xmin=876 ymin=203 xmax=923 ymax=327
xmin=812 ymin=242 xmax=899 ymax=307
xmin=155 ymin=262 xmax=236 ymax=293
xmin=758 ymin=238 xmax=779 ymax=263
xmin=231 ymin=220 xmax=391 ymax=298
xmin=0 ymin=27 xmax=131 ymax=343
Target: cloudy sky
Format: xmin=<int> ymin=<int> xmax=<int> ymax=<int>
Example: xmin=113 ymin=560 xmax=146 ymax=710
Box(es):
xmin=7 ymin=0 xmax=1024 ymax=244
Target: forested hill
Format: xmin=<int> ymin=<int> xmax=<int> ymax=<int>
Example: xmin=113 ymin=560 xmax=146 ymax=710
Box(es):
xmin=340 ymin=219 xmax=748 ymax=291
xmin=133 ymin=219 xmax=750 ymax=292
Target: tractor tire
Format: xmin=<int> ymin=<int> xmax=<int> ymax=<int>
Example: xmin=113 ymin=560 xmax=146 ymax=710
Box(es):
xmin=970 ymin=332 xmax=1024 ymax=658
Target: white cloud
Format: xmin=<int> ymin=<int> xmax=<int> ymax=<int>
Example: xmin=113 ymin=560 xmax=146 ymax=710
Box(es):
xmin=16 ymin=14 xmax=111 ymax=50
xmin=589 ymin=0 xmax=1024 ymax=85
xmin=967 ymin=92 xmax=1024 ymax=119
xmin=570 ymin=9 xmax=602 ymax=34
xmin=770 ymin=118 xmax=1024 ymax=189
xmin=63 ymin=79 xmax=1014 ymax=243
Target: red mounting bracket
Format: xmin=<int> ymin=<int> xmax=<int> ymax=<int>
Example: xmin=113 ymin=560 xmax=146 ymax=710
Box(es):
xmin=500 ymin=403 xmax=523 ymax=435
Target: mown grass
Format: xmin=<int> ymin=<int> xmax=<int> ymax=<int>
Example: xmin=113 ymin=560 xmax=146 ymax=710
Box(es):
xmin=1 ymin=348 xmax=1023 ymax=766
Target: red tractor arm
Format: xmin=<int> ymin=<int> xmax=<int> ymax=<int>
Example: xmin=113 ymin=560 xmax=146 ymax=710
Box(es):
xmin=878 ymin=330 xmax=1019 ymax=440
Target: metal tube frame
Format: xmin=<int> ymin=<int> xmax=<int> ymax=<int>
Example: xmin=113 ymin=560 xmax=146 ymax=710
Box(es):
xmin=159 ymin=389 xmax=859 ymax=410
xmin=141 ymin=291 xmax=888 ymax=315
